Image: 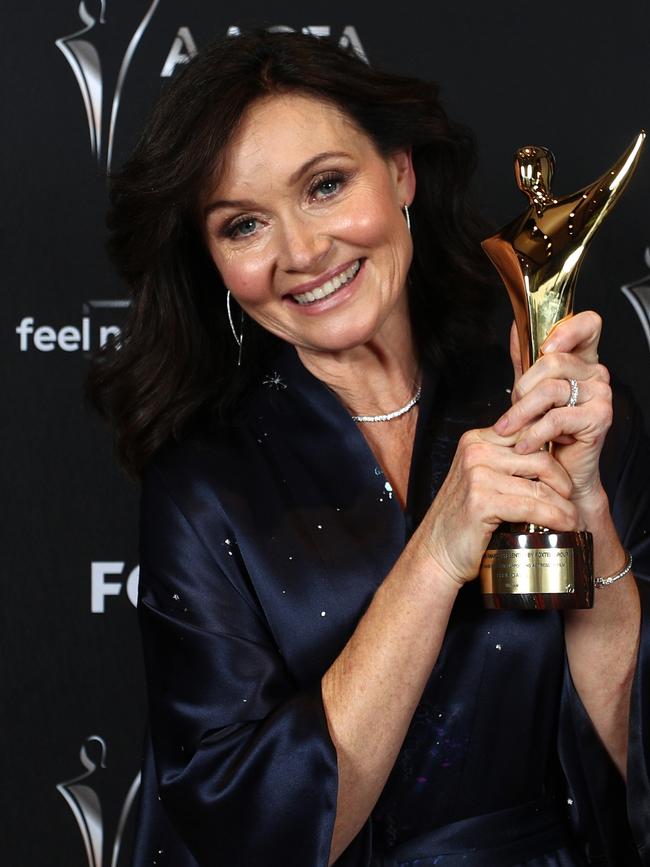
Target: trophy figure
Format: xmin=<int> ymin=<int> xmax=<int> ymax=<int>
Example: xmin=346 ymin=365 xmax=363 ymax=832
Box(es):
xmin=480 ymin=131 xmax=645 ymax=610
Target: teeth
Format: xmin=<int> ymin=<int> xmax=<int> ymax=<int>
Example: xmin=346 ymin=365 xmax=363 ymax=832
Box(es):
xmin=293 ymin=260 xmax=360 ymax=305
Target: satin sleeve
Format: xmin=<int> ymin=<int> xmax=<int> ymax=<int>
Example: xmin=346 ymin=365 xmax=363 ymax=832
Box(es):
xmin=558 ymin=390 xmax=650 ymax=864
xmin=137 ymin=463 xmax=371 ymax=867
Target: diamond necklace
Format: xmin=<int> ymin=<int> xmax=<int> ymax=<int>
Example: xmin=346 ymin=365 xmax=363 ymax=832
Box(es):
xmin=351 ymin=384 xmax=422 ymax=423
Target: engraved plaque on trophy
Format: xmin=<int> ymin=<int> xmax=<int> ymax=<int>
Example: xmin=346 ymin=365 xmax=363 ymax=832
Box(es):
xmin=480 ymin=132 xmax=645 ymax=610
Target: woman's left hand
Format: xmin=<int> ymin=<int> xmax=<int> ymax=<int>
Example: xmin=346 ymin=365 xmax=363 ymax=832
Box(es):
xmin=493 ymin=311 xmax=613 ymax=515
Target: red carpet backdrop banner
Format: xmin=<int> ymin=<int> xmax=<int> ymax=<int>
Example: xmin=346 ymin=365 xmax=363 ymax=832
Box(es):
xmin=4 ymin=1 xmax=649 ymax=864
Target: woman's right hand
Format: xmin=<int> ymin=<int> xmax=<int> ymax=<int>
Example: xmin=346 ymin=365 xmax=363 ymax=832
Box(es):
xmin=417 ymin=427 xmax=580 ymax=587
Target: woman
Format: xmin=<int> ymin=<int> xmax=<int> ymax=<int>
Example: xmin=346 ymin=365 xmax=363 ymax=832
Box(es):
xmin=89 ymin=31 xmax=650 ymax=866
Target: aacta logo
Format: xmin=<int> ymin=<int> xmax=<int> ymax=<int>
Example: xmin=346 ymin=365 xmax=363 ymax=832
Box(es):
xmin=57 ymin=736 xmax=140 ymax=867
xmin=56 ymin=2 xmax=366 ymax=169
xmin=56 ymin=1 xmax=162 ymax=169
xmin=621 ymin=246 xmax=650 ymax=351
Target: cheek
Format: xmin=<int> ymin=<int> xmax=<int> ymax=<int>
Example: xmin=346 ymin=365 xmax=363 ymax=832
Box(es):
xmin=212 ymin=248 xmax=274 ymax=304
xmin=336 ymin=192 xmax=404 ymax=250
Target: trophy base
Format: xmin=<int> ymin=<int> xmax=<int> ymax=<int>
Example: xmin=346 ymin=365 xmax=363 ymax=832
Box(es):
xmin=480 ymin=527 xmax=594 ymax=610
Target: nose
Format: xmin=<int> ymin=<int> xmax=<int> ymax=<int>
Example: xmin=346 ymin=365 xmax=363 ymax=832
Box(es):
xmin=276 ymin=211 xmax=332 ymax=274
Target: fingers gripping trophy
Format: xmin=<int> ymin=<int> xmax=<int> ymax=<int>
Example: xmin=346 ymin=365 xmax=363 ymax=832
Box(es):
xmin=480 ymin=131 xmax=645 ymax=610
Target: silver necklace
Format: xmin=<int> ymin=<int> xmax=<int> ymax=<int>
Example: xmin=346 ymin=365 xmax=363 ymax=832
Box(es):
xmin=351 ymin=385 xmax=422 ymax=423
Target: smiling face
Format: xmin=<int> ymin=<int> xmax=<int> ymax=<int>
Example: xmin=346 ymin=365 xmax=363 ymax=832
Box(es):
xmin=201 ymin=92 xmax=416 ymax=360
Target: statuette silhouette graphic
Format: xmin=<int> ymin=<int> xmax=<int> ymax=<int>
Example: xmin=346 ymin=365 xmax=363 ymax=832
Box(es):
xmin=57 ymin=736 xmax=141 ymax=867
xmin=622 ymin=246 xmax=650 ymax=351
xmin=480 ymin=132 xmax=645 ymax=610
xmin=56 ymin=1 xmax=161 ymax=168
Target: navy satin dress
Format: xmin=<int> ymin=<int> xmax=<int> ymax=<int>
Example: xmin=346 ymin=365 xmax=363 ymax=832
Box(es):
xmin=132 ymin=341 xmax=650 ymax=866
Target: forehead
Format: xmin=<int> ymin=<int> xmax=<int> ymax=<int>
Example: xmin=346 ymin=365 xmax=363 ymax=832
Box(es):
xmin=214 ymin=92 xmax=376 ymax=194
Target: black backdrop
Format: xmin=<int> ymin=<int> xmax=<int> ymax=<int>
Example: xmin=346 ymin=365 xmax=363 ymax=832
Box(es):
xmin=4 ymin=2 xmax=649 ymax=864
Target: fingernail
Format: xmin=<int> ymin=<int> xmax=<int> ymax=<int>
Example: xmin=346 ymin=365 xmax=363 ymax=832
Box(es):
xmin=494 ymin=415 xmax=509 ymax=433
xmin=514 ymin=438 xmax=528 ymax=453
xmin=542 ymin=338 xmax=558 ymax=354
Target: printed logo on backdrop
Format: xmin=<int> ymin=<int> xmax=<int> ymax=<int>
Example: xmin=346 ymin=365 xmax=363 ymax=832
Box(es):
xmin=57 ymin=736 xmax=140 ymax=867
xmin=56 ymin=1 xmax=162 ymax=169
xmin=16 ymin=300 xmax=128 ymax=355
xmin=56 ymin=2 xmax=367 ymax=170
xmin=621 ymin=246 xmax=650 ymax=352
xmin=92 ymin=562 xmax=139 ymax=612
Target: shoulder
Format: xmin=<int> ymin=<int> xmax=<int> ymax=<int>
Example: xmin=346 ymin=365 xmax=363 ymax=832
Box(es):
xmin=137 ymin=346 xmax=336 ymax=568
xmin=145 ymin=424 xmax=249 ymax=494
xmin=142 ymin=368 xmax=289 ymax=512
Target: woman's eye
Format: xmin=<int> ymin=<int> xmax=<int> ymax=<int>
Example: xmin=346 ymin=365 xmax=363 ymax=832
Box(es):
xmin=227 ymin=217 xmax=259 ymax=239
xmin=310 ymin=172 xmax=345 ymax=200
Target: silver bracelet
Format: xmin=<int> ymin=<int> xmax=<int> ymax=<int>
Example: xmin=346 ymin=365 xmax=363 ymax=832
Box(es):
xmin=594 ymin=550 xmax=633 ymax=588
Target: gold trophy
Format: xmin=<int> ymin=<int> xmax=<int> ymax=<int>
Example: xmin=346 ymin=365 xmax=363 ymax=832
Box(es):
xmin=480 ymin=132 xmax=645 ymax=610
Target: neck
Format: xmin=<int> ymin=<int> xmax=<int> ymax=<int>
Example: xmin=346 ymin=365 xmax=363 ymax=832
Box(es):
xmin=295 ymin=303 xmax=419 ymax=418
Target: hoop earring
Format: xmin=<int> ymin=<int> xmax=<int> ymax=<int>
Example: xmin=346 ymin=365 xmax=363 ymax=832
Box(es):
xmin=226 ymin=290 xmax=244 ymax=367
xmin=403 ymin=202 xmax=411 ymax=233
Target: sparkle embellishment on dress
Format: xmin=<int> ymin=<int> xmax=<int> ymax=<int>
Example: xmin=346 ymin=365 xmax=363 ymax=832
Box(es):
xmin=392 ymin=702 xmax=469 ymax=784
xmin=262 ymin=371 xmax=287 ymax=389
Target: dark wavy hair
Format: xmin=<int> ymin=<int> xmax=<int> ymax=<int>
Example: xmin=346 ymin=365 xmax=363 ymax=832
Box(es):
xmin=87 ymin=29 xmax=497 ymax=478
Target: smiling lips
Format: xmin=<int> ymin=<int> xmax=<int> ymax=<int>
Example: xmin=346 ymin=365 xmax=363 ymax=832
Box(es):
xmin=290 ymin=259 xmax=362 ymax=305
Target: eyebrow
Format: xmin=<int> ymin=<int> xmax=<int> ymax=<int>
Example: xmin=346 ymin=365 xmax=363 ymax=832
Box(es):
xmin=204 ymin=150 xmax=352 ymax=217
xmin=288 ymin=150 xmax=351 ymax=184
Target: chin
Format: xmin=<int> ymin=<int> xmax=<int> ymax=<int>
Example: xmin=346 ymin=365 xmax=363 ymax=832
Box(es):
xmin=300 ymin=320 xmax=385 ymax=354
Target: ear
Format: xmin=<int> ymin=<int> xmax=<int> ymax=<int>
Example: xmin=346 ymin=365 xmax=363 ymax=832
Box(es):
xmin=389 ymin=148 xmax=416 ymax=205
